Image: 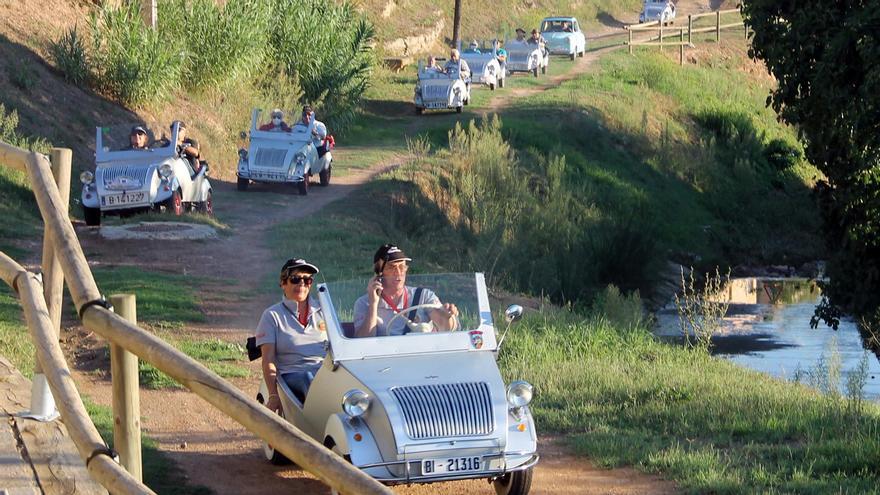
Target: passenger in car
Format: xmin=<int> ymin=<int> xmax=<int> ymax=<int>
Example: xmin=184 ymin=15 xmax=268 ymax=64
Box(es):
xmin=128 ymin=126 xmax=149 ymax=150
xmin=293 ymin=105 xmax=328 ymax=151
xmin=426 ymin=55 xmax=444 ymax=73
xmin=171 ymin=120 xmax=203 ymax=174
xmin=255 ymin=258 xmax=326 ymax=410
xmin=444 ymin=49 xmax=471 ymax=81
xmin=258 ymin=108 xmax=291 ymax=132
xmin=353 ymin=244 xmax=459 ymax=338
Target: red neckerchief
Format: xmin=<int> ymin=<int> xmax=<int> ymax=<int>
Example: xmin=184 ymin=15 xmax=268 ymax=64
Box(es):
xmin=381 ymin=290 xmax=408 ymax=314
xmin=297 ymin=303 xmax=310 ymax=327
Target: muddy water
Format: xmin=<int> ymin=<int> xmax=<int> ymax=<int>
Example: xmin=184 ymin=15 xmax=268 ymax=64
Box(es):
xmin=655 ymin=278 xmax=880 ymax=400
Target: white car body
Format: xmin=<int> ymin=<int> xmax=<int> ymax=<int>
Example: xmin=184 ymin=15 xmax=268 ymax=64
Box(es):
xmin=236 ymin=108 xmax=332 ymax=195
xmin=640 ymin=0 xmax=676 ymax=24
xmin=414 ymin=62 xmax=471 ymax=114
xmin=80 ymin=122 xmax=212 ymax=226
xmin=461 ymin=45 xmax=506 ymax=90
xmin=505 ymin=40 xmax=549 ymax=77
xmin=540 ymin=17 xmax=587 ymax=59
xmin=258 ymin=273 xmax=538 ymax=494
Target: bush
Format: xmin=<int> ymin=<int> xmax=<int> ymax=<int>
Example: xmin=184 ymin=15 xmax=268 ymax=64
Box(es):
xmin=764 ymin=137 xmax=803 ymax=171
xmin=50 ymin=27 xmax=90 ymax=86
xmin=88 ymin=2 xmax=183 ymax=105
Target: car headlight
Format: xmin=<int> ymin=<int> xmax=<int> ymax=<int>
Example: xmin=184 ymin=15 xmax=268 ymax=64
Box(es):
xmin=506 ymin=380 xmax=533 ymax=408
xmin=342 ymin=389 xmax=371 ymax=418
xmin=80 ymin=171 xmax=94 ymax=185
xmin=238 ymin=148 xmax=248 ymax=161
xmin=295 ymin=152 xmax=306 ymax=165
xmin=159 ymin=163 xmax=173 ymax=179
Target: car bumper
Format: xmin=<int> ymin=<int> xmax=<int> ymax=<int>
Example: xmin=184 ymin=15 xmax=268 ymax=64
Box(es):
xmin=358 ymin=451 xmax=539 ymax=485
xmin=237 ymin=171 xmax=305 ymax=183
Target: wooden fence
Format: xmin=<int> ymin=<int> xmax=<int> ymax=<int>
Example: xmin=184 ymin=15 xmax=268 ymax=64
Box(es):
xmin=0 ymin=141 xmax=393 ymax=495
xmin=625 ymin=8 xmax=748 ymax=64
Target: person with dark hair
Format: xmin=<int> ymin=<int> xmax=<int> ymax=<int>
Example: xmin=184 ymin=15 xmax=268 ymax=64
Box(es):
xmin=128 ymin=126 xmax=149 ymax=150
xmin=256 ymin=258 xmax=326 ymax=411
xmin=170 ymin=120 xmax=203 ymax=174
xmin=294 ymin=105 xmax=330 ymax=158
xmin=353 ymin=244 xmax=459 ymax=338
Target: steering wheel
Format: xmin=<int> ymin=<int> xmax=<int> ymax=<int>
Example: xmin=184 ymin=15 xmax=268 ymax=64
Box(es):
xmin=385 ymin=303 xmax=443 ymax=334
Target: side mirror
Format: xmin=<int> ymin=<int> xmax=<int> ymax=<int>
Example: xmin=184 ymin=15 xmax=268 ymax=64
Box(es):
xmin=239 ymin=131 xmax=247 ymax=139
xmin=505 ymin=304 xmax=524 ymax=323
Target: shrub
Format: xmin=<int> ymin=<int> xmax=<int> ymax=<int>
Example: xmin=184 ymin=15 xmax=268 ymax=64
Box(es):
xmin=764 ymin=137 xmax=803 ymax=171
xmin=88 ymin=2 xmax=183 ymax=105
xmin=50 ymin=27 xmax=90 ymax=86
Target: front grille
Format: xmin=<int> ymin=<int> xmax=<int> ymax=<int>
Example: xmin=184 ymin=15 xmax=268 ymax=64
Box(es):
xmin=99 ymin=166 xmax=151 ymax=189
xmin=252 ymin=148 xmax=288 ymax=169
xmin=392 ymin=382 xmax=494 ymax=440
xmin=422 ymin=85 xmax=449 ymax=101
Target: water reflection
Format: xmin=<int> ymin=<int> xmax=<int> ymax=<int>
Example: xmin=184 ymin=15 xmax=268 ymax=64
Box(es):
xmin=655 ymin=278 xmax=880 ymax=400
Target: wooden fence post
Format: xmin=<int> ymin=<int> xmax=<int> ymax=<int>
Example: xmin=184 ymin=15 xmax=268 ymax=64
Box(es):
xmin=716 ymin=10 xmax=721 ymax=42
xmin=628 ymin=27 xmax=633 ymax=55
xmin=679 ymin=28 xmax=684 ymax=65
xmin=688 ymin=15 xmax=693 ymax=45
xmin=110 ymin=294 xmax=142 ymax=482
xmin=141 ymin=0 xmax=157 ymax=29
xmin=659 ymin=22 xmax=664 ymax=52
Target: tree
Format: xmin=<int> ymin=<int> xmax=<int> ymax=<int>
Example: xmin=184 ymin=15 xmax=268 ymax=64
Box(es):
xmin=743 ymin=2 xmax=880 ymax=325
xmin=452 ymin=0 xmax=462 ymax=48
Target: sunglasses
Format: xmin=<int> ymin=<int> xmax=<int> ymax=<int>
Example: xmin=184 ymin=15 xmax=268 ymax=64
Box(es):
xmin=287 ymin=275 xmax=314 ymax=286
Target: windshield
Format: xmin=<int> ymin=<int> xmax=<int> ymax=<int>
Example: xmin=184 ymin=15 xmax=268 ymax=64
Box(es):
xmin=541 ymin=20 xmax=572 ymax=32
xmin=318 ymin=273 xmax=497 ymax=360
xmin=95 ymin=123 xmax=177 ymax=163
xmin=249 ymin=108 xmax=314 ymax=141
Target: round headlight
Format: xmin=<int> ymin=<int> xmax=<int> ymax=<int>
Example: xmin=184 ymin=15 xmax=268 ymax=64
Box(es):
xmin=506 ymin=381 xmax=533 ymax=408
xmin=342 ymin=389 xmax=371 ymax=418
xmin=80 ymin=171 xmax=94 ymax=185
xmin=159 ymin=163 xmax=173 ymax=179
xmin=295 ymin=152 xmax=306 ymax=165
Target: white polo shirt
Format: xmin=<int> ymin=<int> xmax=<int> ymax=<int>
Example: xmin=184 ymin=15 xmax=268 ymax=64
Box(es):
xmin=255 ymin=298 xmax=326 ymax=374
xmin=353 ymin=286 xmax=440 ymax=336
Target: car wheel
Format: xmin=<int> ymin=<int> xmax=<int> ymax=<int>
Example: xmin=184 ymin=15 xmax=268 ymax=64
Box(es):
xmin=570 ymin=53 xmax=575 ymax=61
xmin=541 ymin=65 xmax=547 ymax=75
xmin=415 ymin=106 xmax=424 ymax=115
xmin=198 ymin=191 xmax=213 ymax=215
xmin=164 ymin=189 xmax=183 ymax=216
xmin=319 ymin=163 xmax=331 ymax=186
xmin=83 ymin=206 xmax=101 ymax=226
xmin=298 ymin=178 xmax=309 ymax=196
xmin=532 ymin=67 xmax=538 ymax=77
xmin=489 ymin=82 xmax=495 ymax=91
xmin=256 ymin=393 xmax=292 ymax=465
xmin=579 ymin=48 xmax=585 ymax=57
xmin=456 ymin=106 xmax=463 ymax=114
xmin=237 ymin=177 xmax=249 ymax=191
xmin=493 ymin=467 xmax=533 ymax=495
xmin=499 ymin=77 xmax=505 ymax=88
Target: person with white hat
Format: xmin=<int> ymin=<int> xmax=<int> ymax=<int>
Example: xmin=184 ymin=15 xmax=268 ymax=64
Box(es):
xmin=255 ymin=257 xmax=326 ymax=411
xmin=353 ymin=244 xmax=459 ymax=338
xmin=258 ymin=108 xmax=291 ymax=132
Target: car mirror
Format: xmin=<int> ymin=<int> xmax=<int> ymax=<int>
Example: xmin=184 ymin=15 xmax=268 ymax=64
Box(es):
xmin=504 ymin=304 xmax=523 ymax=323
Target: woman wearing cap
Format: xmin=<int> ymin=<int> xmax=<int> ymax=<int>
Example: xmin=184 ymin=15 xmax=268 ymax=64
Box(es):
xmin=258 ymin=108 xmax=291 ymax=132
xmin=353 ymin=244 xmax=459 ymax=338
xmin=255 ymin=258 xmax=326 ymax=412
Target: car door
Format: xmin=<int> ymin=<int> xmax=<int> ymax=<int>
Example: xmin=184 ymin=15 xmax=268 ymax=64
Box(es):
xmin=173 ymin=159 xmax=196 ymax=201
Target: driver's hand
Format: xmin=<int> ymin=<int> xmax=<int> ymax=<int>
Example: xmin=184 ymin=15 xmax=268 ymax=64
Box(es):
xmin=442 ymin=303 xmax=459 ymax=317
xmin=265 ymin=394 xmax=281 ymax=413
xmin=367 ymin=276 xmax=383 ymax=306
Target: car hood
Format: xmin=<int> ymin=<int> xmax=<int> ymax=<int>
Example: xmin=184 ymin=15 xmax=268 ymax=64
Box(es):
xmin=418 ymin=79 xmax=454 ymax=102
xmin=542 ymin=32 xmax=574 ymax=42
xmin=342 ymin=351 xmax=510 ymax=456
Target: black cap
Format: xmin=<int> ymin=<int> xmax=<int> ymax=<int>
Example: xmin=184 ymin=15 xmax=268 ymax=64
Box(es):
xmin=130 ymin=125 xmax=147 ymax=135
xmin=280 ymin=258 xmax=319 ymax=277
xmin=170 ymin=120 xmax=186 ymax=130
xmin=374 ymin=244 xmax=412 ymax=265
xmin=515 ymin=27 xmax=526 ymax=33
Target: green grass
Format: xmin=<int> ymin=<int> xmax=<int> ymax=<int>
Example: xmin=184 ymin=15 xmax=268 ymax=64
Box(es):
xmin=0 ymin=285 xmax=35 ymax=376
xmin=91 ymin=266 xmax=206 ymax=328
xmin=85 ymin=399 xmax=212 ymax=494
xmin=139 ymin=336 xmax=249 ymax=389
xmin=499 ymin=306 xmax=880 ymax=494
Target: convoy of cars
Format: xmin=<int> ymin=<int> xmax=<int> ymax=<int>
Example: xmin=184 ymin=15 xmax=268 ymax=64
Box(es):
xmin=258 ymin=274 xmax=538 ymax=495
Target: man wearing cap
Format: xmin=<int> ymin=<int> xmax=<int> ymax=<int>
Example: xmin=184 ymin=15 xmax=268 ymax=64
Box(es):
xmin=293 ymin=105 xmax=329 ymax=155
xmin=258 ymin=108 xmax=291 ymax=132
xmin=528 ymin=28 xmax=548 ymax=57
xmin=128 ymin=126 xmax=149 ymax=150
xmin=255 ymin=258 xmax=326 ymax=411
xmin=171 ymin=120 xmax=202 ymax=174
xmin=353 ymin=244 xmax=459 ymax=338
xmin=515 ymin=27 xmax=527 ymax=42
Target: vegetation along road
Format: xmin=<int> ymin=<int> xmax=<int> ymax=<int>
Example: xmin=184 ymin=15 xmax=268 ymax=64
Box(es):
xmin=1 ymin=0 xmax=879 ymax=493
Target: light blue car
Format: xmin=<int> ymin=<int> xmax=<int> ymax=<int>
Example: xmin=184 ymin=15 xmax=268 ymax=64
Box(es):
xmin=539 ymin=17 xmax=586 ymax=60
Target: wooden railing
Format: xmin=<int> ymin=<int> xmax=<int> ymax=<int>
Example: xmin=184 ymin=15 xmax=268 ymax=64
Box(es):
xmin=626 ymin=7 xmax=748 ymax=64
xmin=0 ymin=141 xmax=392 ymax=495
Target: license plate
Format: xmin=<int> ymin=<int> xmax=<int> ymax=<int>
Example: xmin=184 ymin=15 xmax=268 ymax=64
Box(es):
xmin=421 ymin=456 xmax=482 ymax=476
xmin=426 ymin=102 xmax=447 ymax=109
xmin=101 ymin=191 xmax=146 ymax=207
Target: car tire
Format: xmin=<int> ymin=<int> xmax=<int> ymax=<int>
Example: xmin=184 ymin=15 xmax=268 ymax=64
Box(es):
xmin=493 ymin=467 xmax=533 ymax=495
xmin=256 ymin=394 xmax=292 ymax=465
xmin=532 ymin=68 xmax=538 ymax=77
xmin=541 ymin=65 xmax=547 ymax=75
xmin=319 ymin=163 xmax=331 ymax=186
xmin=237 ymin=177 xmax=249 ymax=191
xmin=83 ymin=206 xmax=101 ymax=227
xmin=499 ymin=77 xmax=505 ymax=88
xmin=164 ymin=189 xmax=183 ymax=216
xmin=197 ymin=191 xmax=213 ymax=215
xmin=298 ymin=178 xmax=309 ymax=196
xmin=490 ymin=82 xmax=495 ymax=91
xmin=456 ymin=106 xmax=463 ymax=113
xmin=579 ymin=48 xmax=585 ymax=57
xmin=415 ymin=106 xmax=424 ymax=115
xmin=570 ymin=53 xmax=575 ymax=61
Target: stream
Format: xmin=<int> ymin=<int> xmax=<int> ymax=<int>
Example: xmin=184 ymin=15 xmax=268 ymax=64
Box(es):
xmin=655 ymin=278 xmax=880 ymax=400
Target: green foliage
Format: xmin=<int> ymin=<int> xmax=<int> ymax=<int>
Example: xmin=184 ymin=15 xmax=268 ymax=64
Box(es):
xmin=91 ymin=266 xmax=206 ymax=326
xmin=744 ymin=2 xmax=880 ymax=322
xmin=499 ymin=306 xmax=880 ymax=493
xmin=87 ymin=1 xmax=183 ymax=105
xmin=49 ymin=26 xmax=90 ymax=86
xmin=0 ymin=286 xmax=35 ymax=376
xmin=139 ymin=338 xmax=248 ymax=389
xmin=8 ymin=60 xmax=38 ymax=92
